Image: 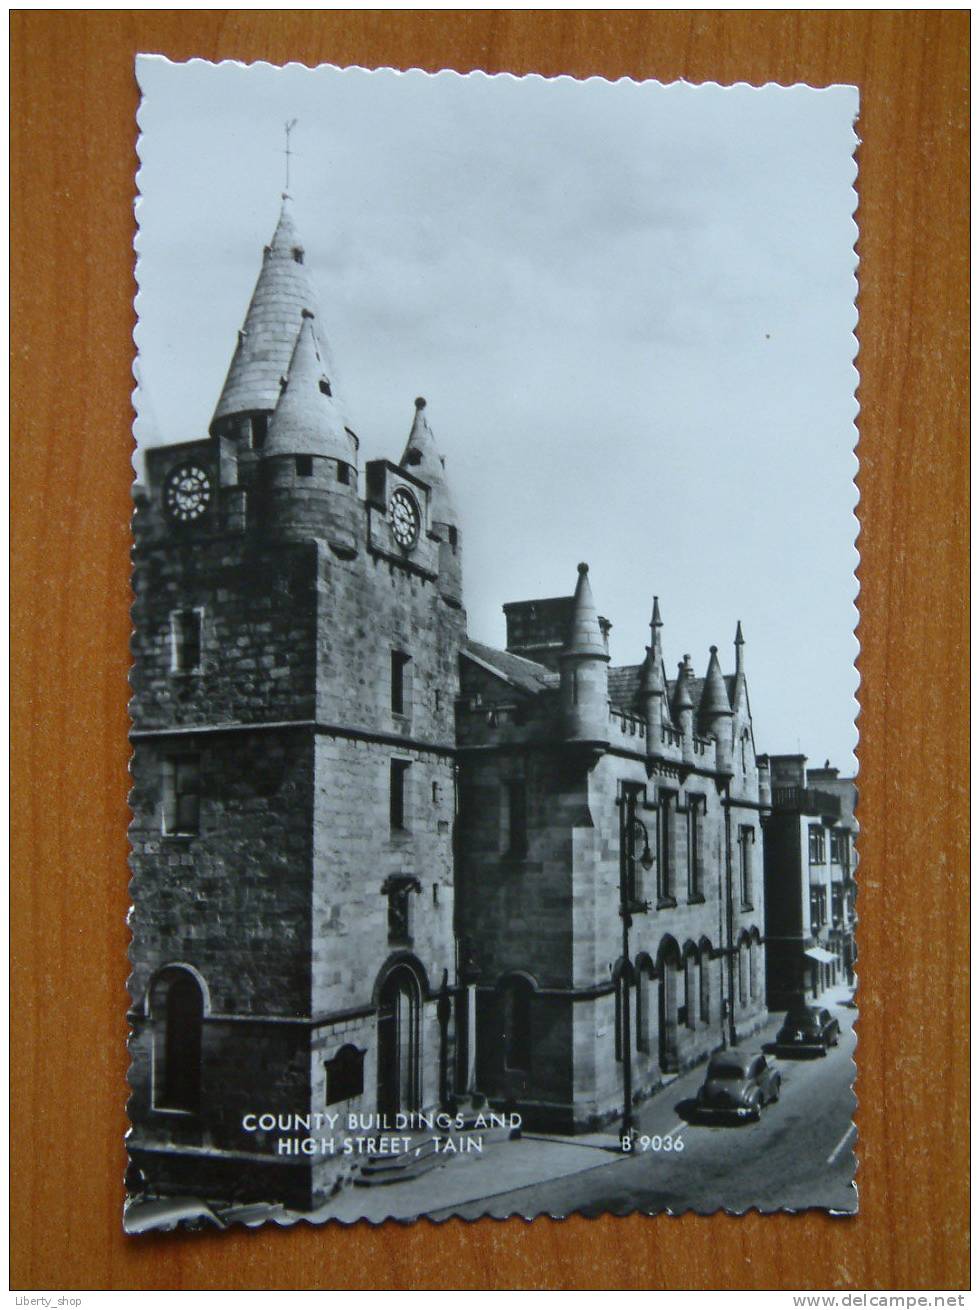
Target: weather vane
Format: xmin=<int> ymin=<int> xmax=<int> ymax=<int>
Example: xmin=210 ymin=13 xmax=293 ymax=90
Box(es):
xmin=283 ymin=118 xmax=298 ymax=194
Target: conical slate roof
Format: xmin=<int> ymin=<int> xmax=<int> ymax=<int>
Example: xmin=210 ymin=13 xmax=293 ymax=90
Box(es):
xmin=672 ymin=661 xmax=694 ymax=714
xmin=400 ymin=398 xmax=456 ymax=524
xmin=562 ymin=563 xmax=609 ymax=660
xmin=264 ymin=313 xmax=356 ymax=462
xmin=640 ymin=646 xmax=665 ymax=696
xmin=211 ymin=196 xmax=345 ymax=429
xmin=699 ymin=646 xmax=733 ymax=721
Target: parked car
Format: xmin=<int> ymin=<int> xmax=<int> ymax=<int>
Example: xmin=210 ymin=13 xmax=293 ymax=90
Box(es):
xmin=694 ymin=1049 xmax=781 ymax=1121
xmin=775 ymin=1002 xmax=841 ymax=1055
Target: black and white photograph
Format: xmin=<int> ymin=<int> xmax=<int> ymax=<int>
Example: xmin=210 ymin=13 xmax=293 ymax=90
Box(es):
xmin=126 ymin=57 xmax=859 ymax=1231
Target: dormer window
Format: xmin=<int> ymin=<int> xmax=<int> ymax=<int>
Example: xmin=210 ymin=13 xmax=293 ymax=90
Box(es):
xmin=319 ymin=379 xmax=332 ymax=397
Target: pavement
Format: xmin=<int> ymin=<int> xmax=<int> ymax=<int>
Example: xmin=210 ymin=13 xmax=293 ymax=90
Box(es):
xmin=305 ymin=985 xmax=857 ymax=1224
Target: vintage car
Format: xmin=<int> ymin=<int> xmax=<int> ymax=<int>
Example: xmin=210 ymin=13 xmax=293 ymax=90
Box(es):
xmin=775 ymin=1002 xmax=841 ymax=1055
xmin=694 ymin=1049 xmax=781 ymax=1121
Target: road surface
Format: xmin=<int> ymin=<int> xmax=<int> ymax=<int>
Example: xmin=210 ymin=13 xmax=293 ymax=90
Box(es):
xmin=432 ymin=997 xmax=858 ymax=1218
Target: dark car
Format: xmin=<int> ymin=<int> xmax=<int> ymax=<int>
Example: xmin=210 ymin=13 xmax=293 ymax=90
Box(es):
xmin=695 ymin=1049 xmax=781 ymax=1121
xmin=775 ymin=1002 xmax=841 ymax=1055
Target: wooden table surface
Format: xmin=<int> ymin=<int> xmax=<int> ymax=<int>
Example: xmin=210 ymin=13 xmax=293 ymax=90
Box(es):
xmin=10 ymin=10 xmax=969 ymax=1292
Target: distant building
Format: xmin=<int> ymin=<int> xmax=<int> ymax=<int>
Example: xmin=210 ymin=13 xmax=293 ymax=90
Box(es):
xmin=759 ymin=755 xmax=857 ymax=1011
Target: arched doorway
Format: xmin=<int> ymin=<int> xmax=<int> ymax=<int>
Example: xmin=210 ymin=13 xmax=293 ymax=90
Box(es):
xmin=657 ymin=937 xmax=681 ymax=1072
xmin=149 ymin=965 xmax=206 ymax=1112
xmin=377 ymin=962 xmax=422 ymax=1121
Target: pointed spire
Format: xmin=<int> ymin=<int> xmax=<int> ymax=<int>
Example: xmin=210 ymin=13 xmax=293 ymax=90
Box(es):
xmin=650 ymin=596 xmax=664 ymax=646
xmin=700 ymin=645 xmax=733 ymax=721
xmin=211 ymin=197 xmax=347 ymax=433
xmin=734 ymin=620 xmax=745 ymax=674
xmin=400 ymin=397 xmax=456 ymax=524
xmin=641 ymin=596 xmax=665 ymax=697
xmin=263 ymin=312 xmax=356 ymax=462
xmin=562 ymin=563 xmax=609 ymax=659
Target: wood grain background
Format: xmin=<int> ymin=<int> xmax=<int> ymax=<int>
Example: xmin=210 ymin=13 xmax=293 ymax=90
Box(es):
xmin=10 ymin=9 xmax=969 ymax=1292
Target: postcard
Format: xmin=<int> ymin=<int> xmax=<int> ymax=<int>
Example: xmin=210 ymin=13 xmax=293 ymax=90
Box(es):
xmin=127 ymin=57 xmax=859 ymax=1230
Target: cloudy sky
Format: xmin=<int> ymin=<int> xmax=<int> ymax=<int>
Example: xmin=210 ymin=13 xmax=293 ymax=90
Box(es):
xmin=135 ymin=58 xmax=859 ymax=771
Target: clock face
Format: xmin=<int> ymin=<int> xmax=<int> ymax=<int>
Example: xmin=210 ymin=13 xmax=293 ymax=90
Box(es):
xmin=389 ymin=486 xmax=421 ymax=550
xmin=164 ymin=463 xmax=212 ymax=524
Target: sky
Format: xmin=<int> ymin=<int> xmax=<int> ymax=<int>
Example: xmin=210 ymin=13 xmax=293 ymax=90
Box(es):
xmin=135 ymin=58 xmax=859 ymax=772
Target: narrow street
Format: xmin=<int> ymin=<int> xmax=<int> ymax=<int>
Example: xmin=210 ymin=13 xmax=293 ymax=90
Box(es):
xmin=432 ymin=995 xmax=857 ymax=1219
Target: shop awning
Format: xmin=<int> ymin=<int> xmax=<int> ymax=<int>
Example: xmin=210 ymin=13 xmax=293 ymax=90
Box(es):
xmin=804 ymin=946 xmax=838 ymax=965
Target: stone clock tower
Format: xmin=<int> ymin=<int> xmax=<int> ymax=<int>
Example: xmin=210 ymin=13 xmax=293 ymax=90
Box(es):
xmin=128 ymin=195 xmax=465 ymax=1209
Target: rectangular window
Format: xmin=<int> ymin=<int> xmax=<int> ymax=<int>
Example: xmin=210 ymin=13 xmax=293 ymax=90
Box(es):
xmin=658 ymin=793 xmax=676 ymax=903
xmin=620 ymin=782 xmax=648 ymax=905
xmin=810 ymin=884 xmax=827 ymax=929
xmin=390 ymin=759 xmax=410 ymax=831
xmin=448 ymin=526 xmax=458 ymax=551
xmin=170 ymin=608 xmax=203 ymax=674
xmin=388 ymin=885 xmax=412 ymax=943
xmin=162 ymin=756 xmax=200 ymax=836
xmin=251 ymin=413 xmax=268 ymax=450
xmin=390 ymin=650 xmax=411 ymax=715
xmin=337 ymin=462 xmax=350 ymax=485
xmin=739 ymin=826 xmax=755 ymax=908
xmin=502 ymin=779 xmax=528 ymax=858
xmin=830 ymin=830 xmax=849 ymax=866
xmin=809 ymin=825 xmax=826 ymax=864
xmin=832 ymin=884 xmax=844 ymax=925
xmin=687 ymin=796 xmax=705 ymax=899
xmin=295 ymin=454 xmax=313 ymax=477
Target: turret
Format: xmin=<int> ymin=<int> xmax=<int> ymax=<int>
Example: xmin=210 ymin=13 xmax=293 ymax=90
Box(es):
xmin=559 ymin=563 xmax=610 ymax=744
xmin=641 ymin=596 xmax=667 ymax=750
xmin=700 ymin=645 xmax=734 ymax=775
xmin=757 ymin=754 xmax=772 ymax=808
xmin=400 ymin=398 xmax=462 ymax=607
xmin=210 ymin=195 xmax=352 ymax=455
xmin=672 ymin=656 xmax=695 ymax=764
xmin=258 ymin=311 xmax=359 ymax=552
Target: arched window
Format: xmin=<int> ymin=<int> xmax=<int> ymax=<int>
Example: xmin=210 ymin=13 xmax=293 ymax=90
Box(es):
xmin=699 ymin=942 xmax=712 ymax=1025
xmin=501 ymin=976 xmax=533 ymax=1073
xmin=151 ymin=968 xmax=205 ymax=1113
xmin=684 ymin=947 xmax=698 ymax=1031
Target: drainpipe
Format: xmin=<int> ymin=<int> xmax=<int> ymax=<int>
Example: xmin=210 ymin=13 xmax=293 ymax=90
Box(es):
xmin=724 ymin=782 xmax=738 ymax=1048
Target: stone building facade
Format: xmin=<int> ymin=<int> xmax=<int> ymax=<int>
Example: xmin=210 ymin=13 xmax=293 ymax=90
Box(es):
xmin=128 ymin=192 xmax=771 ymax=1206
xmin=760 ymin=755 xmax=857 ymax=1011
xmin=128 ymin=198 xmax=464 ymax=1209
xmin=456 ymin=571 xmax=769 ymax=1133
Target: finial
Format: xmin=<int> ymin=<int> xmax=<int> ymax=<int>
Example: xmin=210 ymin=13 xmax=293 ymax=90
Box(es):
xmin=301 ymin=308 xmax=315 ymax=320
xmin=735 ymin=620 xmax=745 ymax=646
xmin=578 ymin=562 xmax=589 ymax=576
xmin=415 ymin=396 xmax=427 ymax=410
xmin=709 ymin=645 xmax=718 ymax=656
xmin=283 ymin=118 xmax=298 ymax=194
xmin=651 ymin=595 xmax=663 ymax=628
